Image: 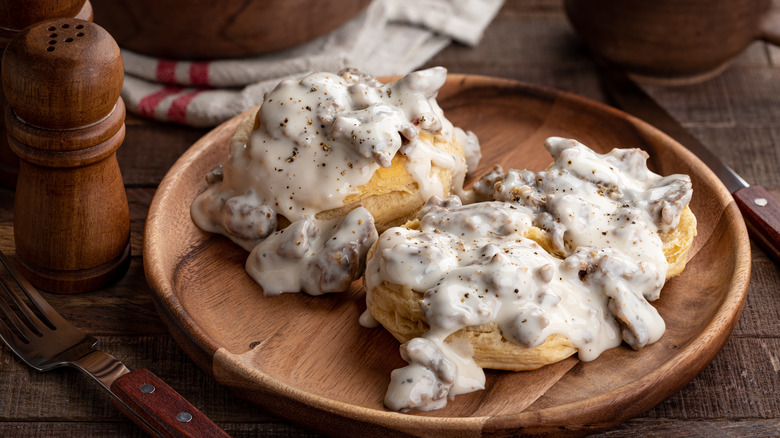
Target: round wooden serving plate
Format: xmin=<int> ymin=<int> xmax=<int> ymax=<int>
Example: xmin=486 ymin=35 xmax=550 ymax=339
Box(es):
xmin=144 ymin=74 xmax=751 ymax=436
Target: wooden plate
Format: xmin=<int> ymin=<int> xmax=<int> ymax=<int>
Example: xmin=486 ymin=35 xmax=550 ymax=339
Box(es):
xmin=143 ymin=74 xmax=751 ymax=436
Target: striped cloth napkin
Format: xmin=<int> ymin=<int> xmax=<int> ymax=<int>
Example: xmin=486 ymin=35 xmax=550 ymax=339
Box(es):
xmin=121 ymin=0 xmax=504 ymax=127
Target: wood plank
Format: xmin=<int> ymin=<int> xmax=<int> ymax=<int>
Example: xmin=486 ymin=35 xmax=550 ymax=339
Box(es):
xmin=118 ymin=122 xmax=210 ymax=187
xmin=684 ymin=126 xmax=780 ymax=188
xmin=0 ymin=336 xmax=270 ymax=421
xmin=705 ymin=67 xmax=780 ymax=126
xmin=646 ymin=337 xmax=780 ymax=419
xmin=127 ymin=187 xmax=155 ymax=256
xmin=644 ymin=68 xmax=780 ymax=142
xmin=0 ymin=423 xmax=148 ymax=438
xmin=2 ymin=418 xmax=778 ymax=438
xmin=36 ymin=260 xmax=167 ymax=335
xmin=0 ymin=421 xmax=321 ymax=438
xmin=643 ymin=76 xmax=736 ymax=127
xmin=736 ymin=258 xmax=780 ymax=337
xmin=594 ymin=419 xmax=780 ymax=437
xmin=2 ymin=336 xmax=777 ymax=424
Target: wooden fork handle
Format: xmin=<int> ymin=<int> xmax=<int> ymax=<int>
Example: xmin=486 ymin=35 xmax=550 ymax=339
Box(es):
xmin=110 ymin=368 xmax=232 ymax=438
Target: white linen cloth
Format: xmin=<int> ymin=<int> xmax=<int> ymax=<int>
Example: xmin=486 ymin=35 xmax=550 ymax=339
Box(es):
xmin=120 ymin=0 xmax=504 ymax=127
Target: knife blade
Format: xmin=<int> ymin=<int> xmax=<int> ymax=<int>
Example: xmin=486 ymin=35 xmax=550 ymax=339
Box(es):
xmin=596 ymin=60 xmax=780 ymax=261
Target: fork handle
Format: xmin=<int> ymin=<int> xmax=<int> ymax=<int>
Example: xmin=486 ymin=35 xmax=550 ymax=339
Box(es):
xmin=110 ymin=368 xmax=232 ymax=438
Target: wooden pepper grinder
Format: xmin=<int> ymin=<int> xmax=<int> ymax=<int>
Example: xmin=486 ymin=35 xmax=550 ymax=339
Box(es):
xmin=0 ymin=0 xmax=93 ymax=188
xmin=2 ymin=18 xmax=131 ymax=293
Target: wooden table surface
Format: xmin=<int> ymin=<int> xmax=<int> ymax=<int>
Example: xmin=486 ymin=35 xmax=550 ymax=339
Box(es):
xmin=1 ymin=1 xmax=778 ymax=437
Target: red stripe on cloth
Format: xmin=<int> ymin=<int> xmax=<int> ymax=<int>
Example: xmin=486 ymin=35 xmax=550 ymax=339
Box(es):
xmin=189 ymin=62 xmax=210 ymax=86
xmin=167 ymin=90 xmax=204 ymax=124
xmin=136 ymin=86 xmax=182 ymax=118
xmin=156 ymin=60 xmax=178 ymax=84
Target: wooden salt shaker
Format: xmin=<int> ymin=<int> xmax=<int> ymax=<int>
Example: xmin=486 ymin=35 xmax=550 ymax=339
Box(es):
xmin=0 ymin=0 xmax=93 ymax=188
xmin=2 ymin=18 xmax=130 ymax=293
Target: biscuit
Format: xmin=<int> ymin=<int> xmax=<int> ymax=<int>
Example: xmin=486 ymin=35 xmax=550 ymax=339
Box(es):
xmin=231 ymin=108 xmax=466 ymax=233
xmin=365 ymin=203 xmax=697 ymax=372
xmin=661 ymin=205 xmax=697 ymax=277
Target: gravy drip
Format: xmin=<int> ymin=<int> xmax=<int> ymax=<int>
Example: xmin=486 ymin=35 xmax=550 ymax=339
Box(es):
xmin=246 ymin=207 xmax=378 ymax=295
xmin=366 ymin=137 xmax=693 ymax=411
xmin=191 ymin=67 xmax=471 ymax=253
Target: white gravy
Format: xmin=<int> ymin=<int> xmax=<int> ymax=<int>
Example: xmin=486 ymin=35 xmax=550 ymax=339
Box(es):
xmin=365 ymin=137 xmax=693 ymax=411
xmin=245 ymin=207 xmax=377 ymax=295
xmin=190 ymin=67 xmax=475 ymax=294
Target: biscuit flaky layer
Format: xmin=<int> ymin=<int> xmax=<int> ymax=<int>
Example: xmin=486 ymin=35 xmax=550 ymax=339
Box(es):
xmin=365 ymin=205 xmax=697 ymax=371
xmin=232 ymin=107 xmax=464 ymax=233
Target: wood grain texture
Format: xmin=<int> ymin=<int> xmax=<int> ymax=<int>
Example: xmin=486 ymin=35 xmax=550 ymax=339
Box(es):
xmin=2 ymin=19 xmax=130 ymax=293
xmin=0 ymin=0 xmax=88 ymax=30
xmin=597 ymin=419 xmax=780 ymax=437
xmin=564 ymin=0 xmax=775 ymax=83
xmin=111 ymin=368 xmax=231 ymax=437
xmin=90 ymin=0 xmax=371 ymax=60
xmin=0 ymin=422 xmax=318 ymax=438
xmin=2 ymin=19 xmax=122 ymax=129
xmin=733 ymin=257 xmax=780 ymax=337
xmin=1 ymin=1 xmax=778 ymax=436
xmin=0 ymin=0 xmax=94 ymax=189
xmin=118 ymin=120 xmax=210 ymax=186
xmin=143 ymin=75 xmax=751 ymax=436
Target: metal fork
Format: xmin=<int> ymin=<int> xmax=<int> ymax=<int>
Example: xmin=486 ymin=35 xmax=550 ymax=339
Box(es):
xmin=0 ymin=250 xmax=231 ymax=438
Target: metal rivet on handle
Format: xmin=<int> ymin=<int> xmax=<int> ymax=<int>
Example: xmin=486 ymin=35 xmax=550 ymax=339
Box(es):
xmin=140 ymin=384 xmax=155 ymax=394
xmin=754 ymin=197 xmax=768 ymax=207
xmin=177 ymin=412 xmax=193 ymax=423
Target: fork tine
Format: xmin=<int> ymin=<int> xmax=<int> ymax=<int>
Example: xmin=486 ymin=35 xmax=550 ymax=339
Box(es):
xmin=0 ymin=287 xmax=37 ymax=343
xmin=0 ymin=266 xmax=48 ymax=335
xmin=0 ymin=251 xmax=61 ymax=332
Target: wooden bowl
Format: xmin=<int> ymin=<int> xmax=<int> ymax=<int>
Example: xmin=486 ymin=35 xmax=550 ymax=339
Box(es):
xmin=91 ymin=0 xmax=371 ymax=59
xmin=564 ymin=0 xmax=779 ymax=84
xmin=143 ymin=75 xmax=751 ymax=436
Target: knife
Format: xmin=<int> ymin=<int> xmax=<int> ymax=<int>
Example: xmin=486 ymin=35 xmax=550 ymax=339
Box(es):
xmin=596 ymin=60 xmax=780 ymax=261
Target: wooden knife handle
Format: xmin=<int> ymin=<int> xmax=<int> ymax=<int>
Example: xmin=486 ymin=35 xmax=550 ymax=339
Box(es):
xmin=110 ymin=368 xmax=232 ymax=438
xmin=733 ymin=185 xmax=780 ymax=261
